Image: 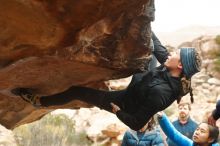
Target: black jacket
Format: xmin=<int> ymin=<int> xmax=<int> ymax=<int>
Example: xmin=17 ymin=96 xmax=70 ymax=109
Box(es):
xmin=115 ymin=32 xmax=181 ymax=130
xmin=116 ymin=66 xmax=181 ymax=130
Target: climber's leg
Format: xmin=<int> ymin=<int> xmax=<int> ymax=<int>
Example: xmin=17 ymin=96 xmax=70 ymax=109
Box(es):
xmin=11 ymin=86 xmax=126 ymax=112
xmin=40 ymin=86 xmax=126 ymax=112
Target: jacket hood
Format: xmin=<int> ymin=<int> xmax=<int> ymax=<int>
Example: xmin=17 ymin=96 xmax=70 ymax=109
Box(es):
xmin=128 ymin=127 xmax=160 ymax=141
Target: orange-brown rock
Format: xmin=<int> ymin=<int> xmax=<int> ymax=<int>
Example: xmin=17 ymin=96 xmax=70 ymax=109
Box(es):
xmin=0 ymin=0 xmax=154 ymax=129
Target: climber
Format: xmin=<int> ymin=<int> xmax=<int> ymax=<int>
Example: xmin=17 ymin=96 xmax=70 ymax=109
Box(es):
xmin=11 ymin=32 xmax=202 ymax=131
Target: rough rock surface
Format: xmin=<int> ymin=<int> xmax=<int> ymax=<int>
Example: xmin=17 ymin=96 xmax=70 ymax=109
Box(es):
xmin=0 ymin=0 xmax=154 ymax=129
xmin=0 ymin=124 xmax=17 ymax=146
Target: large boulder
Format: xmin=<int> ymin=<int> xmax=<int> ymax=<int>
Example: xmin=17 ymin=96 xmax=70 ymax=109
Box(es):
xmin=0 ymin=0 xmax=154 ymax=129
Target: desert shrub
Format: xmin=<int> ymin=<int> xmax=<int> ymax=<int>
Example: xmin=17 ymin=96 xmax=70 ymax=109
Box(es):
xmin=213 ymin=35 xmax=220 ymax=71
xmin=13 ymin=113 xmax=92 ymax=146
xmin=214 ymin=57 xmax=220 ymax=71
xmin=215 ymin=35 xmax=220 ymax=45
xmin=208 ymin=35 xmax=220 ymax=71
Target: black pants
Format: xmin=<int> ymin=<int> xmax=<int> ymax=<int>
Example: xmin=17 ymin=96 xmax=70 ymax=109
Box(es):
xmin=40 ymin=86 xmax=126 ymax=113
xmin=40 ymin=69 xmax=149 ymax=111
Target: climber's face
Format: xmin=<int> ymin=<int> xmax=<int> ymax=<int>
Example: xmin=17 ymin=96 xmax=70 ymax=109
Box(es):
xmin=164 ymin=50 xmax=182 ymax=71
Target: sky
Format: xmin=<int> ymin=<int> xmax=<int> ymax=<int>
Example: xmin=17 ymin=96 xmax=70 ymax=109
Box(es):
xmin=152 ymin=0 xmax=220 ymax=32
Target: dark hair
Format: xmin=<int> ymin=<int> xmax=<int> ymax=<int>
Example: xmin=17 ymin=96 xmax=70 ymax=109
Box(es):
xmin=177 ymin=76 xmax=194 ymax=104
xmin=208 ymin=124 xmax=219 ymax=144
xmin=193 ymin=123 xmax=219 ymax=146
xmin=147 ymin=116 xmax=156 ymax=131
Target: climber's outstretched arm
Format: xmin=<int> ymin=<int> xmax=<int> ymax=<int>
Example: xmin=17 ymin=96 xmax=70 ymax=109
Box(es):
xmin=152 ymin=32 xmax=169 ymax=64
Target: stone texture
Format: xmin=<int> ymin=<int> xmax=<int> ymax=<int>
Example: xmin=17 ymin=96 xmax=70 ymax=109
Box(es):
xmin=0 ymin=124 xmax=17 ymax=146
xmin=0 ymin=0 xmax=154 ymax=129
xmin=52 ymin=108 xmax=127 ymax=146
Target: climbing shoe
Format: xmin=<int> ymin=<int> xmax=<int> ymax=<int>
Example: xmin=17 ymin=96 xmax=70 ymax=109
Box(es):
xmin=11 ymin=88 xmax=41 ymax=107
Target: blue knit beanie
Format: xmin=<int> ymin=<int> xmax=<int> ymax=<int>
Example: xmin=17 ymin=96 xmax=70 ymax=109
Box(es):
xmin=180 ymin=47 xmax=201 ymax=79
